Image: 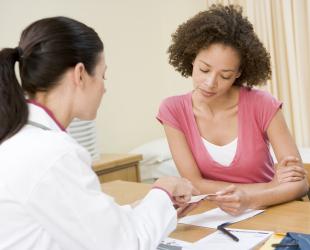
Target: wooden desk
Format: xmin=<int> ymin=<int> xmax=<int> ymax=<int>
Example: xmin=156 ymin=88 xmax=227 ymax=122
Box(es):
xmin=93 ymin=154 xmax=142 ymax=183
xmin=102 ymin=180 xmax=310 ymax=243
xmin=304 ymin=163 xmax=310 ymax=199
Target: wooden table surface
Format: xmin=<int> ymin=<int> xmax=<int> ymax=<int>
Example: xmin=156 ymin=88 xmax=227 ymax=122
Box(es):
xmin=102 ymin=180 xmax=310 ymax=243
xmin=92 ymin=153 xmax=143 ymax=172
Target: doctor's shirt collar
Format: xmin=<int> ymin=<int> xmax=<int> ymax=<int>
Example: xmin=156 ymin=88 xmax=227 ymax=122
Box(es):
xmin=27 ymin=100 xmax=67 ymax=132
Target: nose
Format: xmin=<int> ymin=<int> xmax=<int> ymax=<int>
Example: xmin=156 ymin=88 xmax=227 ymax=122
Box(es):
xmin=203 ymin=74 xmax=217 ymax=89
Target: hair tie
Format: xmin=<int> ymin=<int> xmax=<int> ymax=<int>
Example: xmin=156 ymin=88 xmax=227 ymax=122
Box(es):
xmin=14 ymin=47 xmax=23 ymax=61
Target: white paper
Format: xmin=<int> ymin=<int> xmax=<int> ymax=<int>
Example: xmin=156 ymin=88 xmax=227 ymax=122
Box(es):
xmin=178 ymin=208 xmax=264 ymax=228
xmin=188 ymin=194 xmax=208 ymax=203
xmin=188 ymin=194 xmax=218 ymax=203
xmin=186 ymin=228 xmax=273 ymax=250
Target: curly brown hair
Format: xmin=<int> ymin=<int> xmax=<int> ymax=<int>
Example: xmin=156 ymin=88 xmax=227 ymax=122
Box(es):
xmin=168 ymin=4 xmax=271 ymax=87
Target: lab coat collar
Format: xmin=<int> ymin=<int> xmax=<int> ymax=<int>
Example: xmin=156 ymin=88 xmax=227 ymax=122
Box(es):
xmin=27 ymin=100 xmax=67 ymax=132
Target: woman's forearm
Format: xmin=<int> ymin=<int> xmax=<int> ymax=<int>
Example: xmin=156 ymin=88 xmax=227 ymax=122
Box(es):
xmin=194 ymin=178 xmax=271 ymax=194
xmin=246 ymin=180 xmax=308 ymax=209
xmin=195 ymin=178 xmax=308 ymax=208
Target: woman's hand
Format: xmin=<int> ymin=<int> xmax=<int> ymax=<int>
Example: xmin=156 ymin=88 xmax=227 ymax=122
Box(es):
xmin=207 ymin=185 xmax=250 ymax=216
xmin=274 ymin=156 xmax=307 ymax=184
xmin=153 ymin=176 xmax=200 ymax=215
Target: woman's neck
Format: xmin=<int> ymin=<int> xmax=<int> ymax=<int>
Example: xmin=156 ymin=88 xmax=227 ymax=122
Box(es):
xmin=192 ymin=86 xmax=240 ymax=116
xmin=33 ymin=91 xmax=73 ymax=129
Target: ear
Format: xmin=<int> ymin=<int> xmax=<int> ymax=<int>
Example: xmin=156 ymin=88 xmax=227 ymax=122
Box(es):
xmin=73 ymin=62 xmax=87 ymax=88
xmin=236 ymin=71 xmax=242 ymax=79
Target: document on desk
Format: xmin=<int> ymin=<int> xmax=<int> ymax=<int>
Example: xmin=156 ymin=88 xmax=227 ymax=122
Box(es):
xmin=186 ymin=228 xmax=273 ymax=250
xmin=178 ymin=208 xmax=264 ymax=228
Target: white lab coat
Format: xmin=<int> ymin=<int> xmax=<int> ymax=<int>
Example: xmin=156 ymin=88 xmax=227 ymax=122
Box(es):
xmin=0 ymin=103 xmax=177 ymax=250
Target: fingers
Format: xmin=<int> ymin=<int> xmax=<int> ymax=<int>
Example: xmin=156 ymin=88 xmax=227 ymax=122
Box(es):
xmin=207 ymin=185 xmax=237 ymax=202
xmin=174 ymin=195 xmax=191 ymax=204
xmin=218 ymin=205 xmax=242 ymax=216
xmin=177 ymin=202 xmax=200 ymax=218
xmin=213 ymin=194 xmax=241 ymax=203
xmin=279 ymin=156 xmax=299 ymax=167
xmin=278 ymin=169 xmax=305 ymax=179
xmin=278 ymin=176 xmax=305 ymax=183
xmin=214 ymin=184 xmax=236 ymax=196
xmin=207 ymin=186 xmax=249 ymax=215
xmin=172 ymin=178 xmax=200 ymax=204
xmin=275 ymin=156 xmax=307 ymax=183
xmin=210 ymin=197 xmax=244 ymax=216
xmin=276 ymin=165 xmax=306 ymax=183
xmin=278 ymin=165 xmax=306 ymax=175
xmin=153 ymin=176 xmax=196 ymax=204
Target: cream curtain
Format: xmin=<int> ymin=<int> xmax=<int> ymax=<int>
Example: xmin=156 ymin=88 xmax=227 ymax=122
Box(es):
xmin=206 ymin=0 xmax=310 ymax=147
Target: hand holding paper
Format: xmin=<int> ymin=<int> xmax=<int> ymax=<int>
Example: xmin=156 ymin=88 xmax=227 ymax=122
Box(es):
xmin=207 ymin=185 xmax=251 ymax=216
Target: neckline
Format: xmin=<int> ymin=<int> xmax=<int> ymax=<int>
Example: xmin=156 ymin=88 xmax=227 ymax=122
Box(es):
xmin=188 ymin=87 xmax=244 ymax=168
xmin=202 ymin=137 xmax=238 ymax=148
xmin=27 ymin=99 xmax=66 ymax=132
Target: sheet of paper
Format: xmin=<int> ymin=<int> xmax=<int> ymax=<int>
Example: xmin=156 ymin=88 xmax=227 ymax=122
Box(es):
xmin=186 ymin=228 xmax=273 ymax=250
xmin=157 ymin=237 xmax=193 ymax=249
xmin=188 ymin=194 xmax=217 ymax=203
xmin=178 ymin=208 xmax=264 ymax=228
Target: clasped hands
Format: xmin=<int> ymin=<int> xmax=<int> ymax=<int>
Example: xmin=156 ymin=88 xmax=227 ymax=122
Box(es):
xmin=274 ymin=156 xmax=306 ymax=184
xmin=207 ymin=156 xmax=307 ymax=216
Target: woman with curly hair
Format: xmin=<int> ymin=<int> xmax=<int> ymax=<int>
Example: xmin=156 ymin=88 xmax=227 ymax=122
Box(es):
xmin=157 ymin=4 xmax=309 ymax=215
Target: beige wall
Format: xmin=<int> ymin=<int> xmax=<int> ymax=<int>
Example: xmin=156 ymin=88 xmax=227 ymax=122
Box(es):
xmin=0 ymin=0 xmax=206 ymax=153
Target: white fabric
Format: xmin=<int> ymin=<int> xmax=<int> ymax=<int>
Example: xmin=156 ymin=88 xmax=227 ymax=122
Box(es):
xmin=202 ymin=137 xmax=238 ymax=166
xmin=129 ymin=138 xmax=172 ymax=166
xmin=0 ymin=104 xmax=177 ymax=250
xmin=129 ymin=138 xmax=178 ymax=182
xmin=140 ymin=159 xmax=179 ymax=182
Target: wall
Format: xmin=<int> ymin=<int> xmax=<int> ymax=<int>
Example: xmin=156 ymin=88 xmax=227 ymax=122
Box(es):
xmin=0 ymin=0 xmax=206 ymax=153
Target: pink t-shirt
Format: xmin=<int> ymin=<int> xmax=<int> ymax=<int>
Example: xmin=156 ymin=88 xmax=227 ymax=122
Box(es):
xmin=157 ymin=87 xmax=282 ymax=183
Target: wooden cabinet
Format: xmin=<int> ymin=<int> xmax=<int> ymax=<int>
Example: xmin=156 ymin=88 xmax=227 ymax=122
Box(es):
xmin=92 ymin=154 xmax=142 ymax=183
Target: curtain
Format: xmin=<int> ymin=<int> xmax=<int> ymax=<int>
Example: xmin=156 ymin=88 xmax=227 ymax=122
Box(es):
xmin=205 ymin=0 xmax=310 ymax=147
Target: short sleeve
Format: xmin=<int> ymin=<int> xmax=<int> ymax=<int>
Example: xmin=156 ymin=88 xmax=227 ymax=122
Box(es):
xmin=156 ymin=97 xmax=181 ymax=130
xmin=253 ymin=90 xmax=283 ymax=132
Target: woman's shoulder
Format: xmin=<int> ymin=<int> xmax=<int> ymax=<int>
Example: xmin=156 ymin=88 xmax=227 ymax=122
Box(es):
xmin=241 ymin=87 xmax=278 ymax=105
xmin=160 ymin=92 xmax=191 ymax=108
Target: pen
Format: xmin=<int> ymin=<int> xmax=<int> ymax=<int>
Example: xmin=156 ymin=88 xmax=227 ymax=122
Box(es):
xmin=217 ymin=225 xmax=239 ymax=242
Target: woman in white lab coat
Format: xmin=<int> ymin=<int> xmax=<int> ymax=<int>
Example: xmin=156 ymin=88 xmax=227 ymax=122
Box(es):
xmin=0 ymin=17 xmax=198 ymax=250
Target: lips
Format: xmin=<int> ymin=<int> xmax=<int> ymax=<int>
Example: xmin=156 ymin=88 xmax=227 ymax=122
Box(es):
xmin=199 ymin=88 xmax=216 ymax=97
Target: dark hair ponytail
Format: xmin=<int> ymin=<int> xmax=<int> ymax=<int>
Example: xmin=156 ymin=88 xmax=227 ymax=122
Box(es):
xmin=0 ymin=16 xmax=103 ymax=144
xmin=0 ymin=48 xmax=28 ymax=144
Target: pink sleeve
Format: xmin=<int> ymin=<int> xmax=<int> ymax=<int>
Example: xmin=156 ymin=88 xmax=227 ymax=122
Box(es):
xmin=156 ymin=97 xmax=181 ymax=130
xmin=255 ymin=90 xmax=283 ymax=132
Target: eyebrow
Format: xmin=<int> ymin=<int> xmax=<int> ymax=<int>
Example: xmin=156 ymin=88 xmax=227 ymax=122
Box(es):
xmin=199 ymin=60 xmax=236 ymax=72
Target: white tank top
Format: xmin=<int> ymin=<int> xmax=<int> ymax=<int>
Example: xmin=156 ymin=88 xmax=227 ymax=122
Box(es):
xmin=202 ymin=137 xmax=238 ymax=167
